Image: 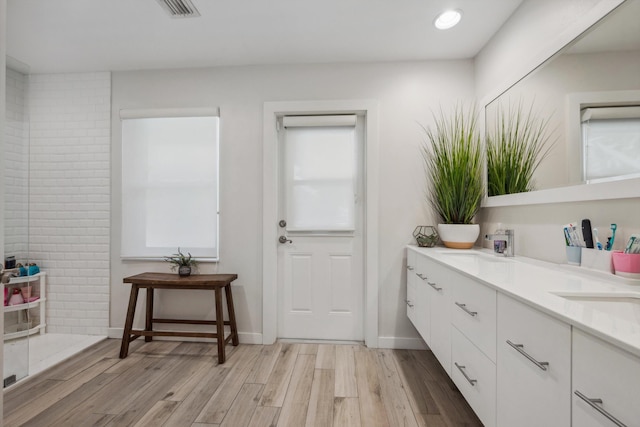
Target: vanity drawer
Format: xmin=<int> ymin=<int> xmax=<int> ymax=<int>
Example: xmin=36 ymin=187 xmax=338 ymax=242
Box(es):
xmin=451 ymin=271 xmax=497 ymax=361
xmin=497 ymin=294 xmax=571 ymax=427
xmin=572 ymin=329 xmax=640 ymax=427
xmin=452 ymin=325 xmax=496 ymax=427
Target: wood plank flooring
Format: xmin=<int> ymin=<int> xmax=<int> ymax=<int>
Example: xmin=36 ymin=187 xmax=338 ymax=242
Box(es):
xmin=3 ymin=339 xmax=482 ymax=427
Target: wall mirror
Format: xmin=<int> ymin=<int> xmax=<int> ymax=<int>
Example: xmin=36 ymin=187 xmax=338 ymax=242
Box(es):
xmin=483 ymin=0 xmax=640 ymax=206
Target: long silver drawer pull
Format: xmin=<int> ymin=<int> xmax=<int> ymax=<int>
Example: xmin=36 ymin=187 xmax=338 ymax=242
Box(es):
xmin=427 ymin=281 xmax=442 ymax=291
xmin=506 ymin=340 xmax=549 ymax=371
xmin=405 ymin=299 xmax=414 ymax=308
xmin=574 ymin=390 xmax=627 ymax=427
xmin=416 ymin=273 xmax=427 ymax=280
xmin=455 ymin=302 xmax=477 ymax=317
xmin=407 ymin=266 xmax=414 ymax=271
xmin=454 ymin=362 xmax=477 ymax=386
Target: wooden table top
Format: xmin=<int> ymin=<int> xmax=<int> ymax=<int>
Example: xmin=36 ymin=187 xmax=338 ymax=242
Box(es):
xmin=123 ymin=272 xmax=238 ymax=289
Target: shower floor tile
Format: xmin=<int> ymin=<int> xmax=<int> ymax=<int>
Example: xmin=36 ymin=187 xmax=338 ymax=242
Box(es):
xmin=28 ymin=333 xmax=107 ymax=376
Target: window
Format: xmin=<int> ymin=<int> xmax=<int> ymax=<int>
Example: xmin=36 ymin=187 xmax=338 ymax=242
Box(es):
xmin=282 ymin=115 xmax=357 ymax=231
xmin=581 ymin=106 xmax=640 ymax=182
xmin=120 ymin=109 xmax=219 ymax=259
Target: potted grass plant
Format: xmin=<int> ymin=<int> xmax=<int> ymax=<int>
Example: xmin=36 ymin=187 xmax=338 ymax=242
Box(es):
xmin=486 ymin=101 xmax=555 ymax=196
xmin=421 ymin=104 xmax=484 ymax=249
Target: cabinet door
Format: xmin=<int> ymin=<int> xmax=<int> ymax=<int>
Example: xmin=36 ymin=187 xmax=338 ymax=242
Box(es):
xmin=573 ymin=329 xmax=640 ymax=427
xmin=451 ymin=271 xmax=497 ymax=362
xmin=414 ymin=255 xmax=432 ymax=342
xmin=452 ymin=326 xmax=496 ymax=427
xmin=496 ymin=294 xmax=571 ymax=427
xmin=425 ymin=259 xmax=452 ymax=375
xmin=406 ymin=250 xmax=417 ymax=325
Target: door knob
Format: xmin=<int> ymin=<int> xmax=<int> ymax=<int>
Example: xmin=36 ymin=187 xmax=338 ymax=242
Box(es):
xmin=279 ymin=236 xmax=292 ymax=244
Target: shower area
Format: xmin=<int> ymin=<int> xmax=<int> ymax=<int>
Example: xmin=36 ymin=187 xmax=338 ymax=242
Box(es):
xmin=2 ymin=58 xmax=109 ymax=388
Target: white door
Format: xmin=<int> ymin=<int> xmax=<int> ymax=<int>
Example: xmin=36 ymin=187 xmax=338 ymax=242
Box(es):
xmin=276 ymin=114 xmax=364 ymax=341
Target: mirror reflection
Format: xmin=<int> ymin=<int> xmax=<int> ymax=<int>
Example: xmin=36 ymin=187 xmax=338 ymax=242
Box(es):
xmin=485 ymin=0 xmax=640 ymax=195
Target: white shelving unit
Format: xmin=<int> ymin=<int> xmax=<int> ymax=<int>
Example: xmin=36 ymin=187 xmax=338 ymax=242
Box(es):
xmin=4 ymin=272 xmax=47 ymax=340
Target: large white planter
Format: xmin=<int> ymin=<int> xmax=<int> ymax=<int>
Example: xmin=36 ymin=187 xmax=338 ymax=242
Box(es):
xmin=437 ymin=224 xmax=480 ymax=249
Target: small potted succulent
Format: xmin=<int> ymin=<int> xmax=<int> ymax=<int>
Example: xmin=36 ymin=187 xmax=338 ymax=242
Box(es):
xmin=164 ymin=248 xmax=198 ymax=277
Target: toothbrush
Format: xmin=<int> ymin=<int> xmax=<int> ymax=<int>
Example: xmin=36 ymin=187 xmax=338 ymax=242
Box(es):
xmin=606 ymin=223 xmax=617 ymax=251
xmin=624 ymin=236 xmax=636 ymax=254
xmin=593 ymin=228 xmax=603 ymax=250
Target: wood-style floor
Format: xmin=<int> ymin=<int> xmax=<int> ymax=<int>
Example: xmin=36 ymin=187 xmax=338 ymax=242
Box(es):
xmin=3 ymin=339 xmax=482 ymax=427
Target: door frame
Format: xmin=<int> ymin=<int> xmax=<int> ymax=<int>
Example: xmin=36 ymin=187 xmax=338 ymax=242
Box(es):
xmin=262 ymin=99 xmax=379 ymax=347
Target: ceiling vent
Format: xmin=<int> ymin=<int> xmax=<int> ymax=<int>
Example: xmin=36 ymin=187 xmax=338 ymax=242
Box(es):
xmin=156 ymin=0 xmax=201 ymax=18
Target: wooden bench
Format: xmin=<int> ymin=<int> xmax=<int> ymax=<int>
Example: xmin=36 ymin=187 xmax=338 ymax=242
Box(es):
xmin=119 ymin=272 xmax=239 ymax=363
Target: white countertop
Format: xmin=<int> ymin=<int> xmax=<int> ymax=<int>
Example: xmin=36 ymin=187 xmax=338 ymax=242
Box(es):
xmin=407 ymin=245 xmax=640 ymax=357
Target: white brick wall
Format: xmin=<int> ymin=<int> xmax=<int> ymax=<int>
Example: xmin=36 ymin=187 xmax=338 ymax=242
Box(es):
xmin=28 ymin=72 xmax=111 ymax=335
xmin=3 ymin=68 xmax=29 ymax=261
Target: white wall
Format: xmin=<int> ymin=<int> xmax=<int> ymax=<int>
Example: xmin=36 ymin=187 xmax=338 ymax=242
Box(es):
xmin=110 ymin=60 xmax=475 ymax=344
xmin=475 ymin=0 xmax=639 ymax=263
xmin=475 ymin=0 xmax=624 ymax=102
xmin=28 ymin=72 xmax=111 ymax=335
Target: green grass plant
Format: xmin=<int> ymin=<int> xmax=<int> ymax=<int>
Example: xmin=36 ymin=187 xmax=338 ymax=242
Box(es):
xmin=486 ymin=101 xmax=555 ymax=196
xmin=421 ymin=105 xmax=484 ymax=224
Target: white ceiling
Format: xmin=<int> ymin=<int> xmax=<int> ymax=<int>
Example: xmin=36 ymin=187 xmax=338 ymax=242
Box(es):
xmin=7 ymin=0 xmax=524 ymax=73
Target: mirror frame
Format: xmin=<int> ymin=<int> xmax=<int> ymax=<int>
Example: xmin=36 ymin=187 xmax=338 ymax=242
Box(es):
xmin=481 ymin=0 xmax=637 ymax=207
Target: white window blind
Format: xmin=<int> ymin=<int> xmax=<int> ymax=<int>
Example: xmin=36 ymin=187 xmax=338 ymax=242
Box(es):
xmin=283 ymin=115 xmax=357 ymax=231
xmin=121 ymin=111 xmax=219 ymax=259
xmin=581 ymin=106 xmax=640 ymax=182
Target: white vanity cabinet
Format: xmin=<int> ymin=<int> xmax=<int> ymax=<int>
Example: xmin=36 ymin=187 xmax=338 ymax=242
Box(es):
xmin=572 ymin=329 xmax=640 ymax=427
xmin=406 ymin=246 xmax=640 ymax=427
xmin=496 ymin=293 xmax=571 ymax=427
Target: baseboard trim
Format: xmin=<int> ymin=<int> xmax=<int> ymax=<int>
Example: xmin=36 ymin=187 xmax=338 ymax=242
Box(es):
xmin=107 ymin=328 xmax=424 ymax=349
xmin=107 ymin=328 xmax=263 ymax=344
xmin=377 ymin=336 xmax=428 ymax=350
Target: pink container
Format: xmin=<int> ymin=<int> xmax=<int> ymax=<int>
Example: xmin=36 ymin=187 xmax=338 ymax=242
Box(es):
xmin=21 ymin=286 xmax=32 ymax=299
xmin=612 ymin=251 xmax=640 ymax=279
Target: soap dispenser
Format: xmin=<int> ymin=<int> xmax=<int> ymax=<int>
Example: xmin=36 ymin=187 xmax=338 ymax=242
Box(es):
xmin=485 ymin=225 xmax=515 ymax=257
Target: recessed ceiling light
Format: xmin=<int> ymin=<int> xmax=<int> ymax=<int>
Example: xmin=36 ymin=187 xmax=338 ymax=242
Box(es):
xmin=434 ymin=10 xmax=462 ymax=30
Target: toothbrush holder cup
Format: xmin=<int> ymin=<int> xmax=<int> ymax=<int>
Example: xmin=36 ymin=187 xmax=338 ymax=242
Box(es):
xmin=612 ymin=251 xmax=640 ymax=279
xmin=565 ymin=246 xmax=582 ymax=266
xmin=580 ymin=248 xmax=613 ymax=273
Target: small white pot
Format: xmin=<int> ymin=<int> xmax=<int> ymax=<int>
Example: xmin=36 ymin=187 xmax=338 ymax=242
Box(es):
xmin=437 ymin=224 xmax=480 ymax=249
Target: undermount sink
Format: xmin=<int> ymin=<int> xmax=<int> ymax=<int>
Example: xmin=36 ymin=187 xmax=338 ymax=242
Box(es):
xmin=551 ymin=291 xmax=640 ymax=323
xmin=437 ymin=250 xmax=511 ymax=263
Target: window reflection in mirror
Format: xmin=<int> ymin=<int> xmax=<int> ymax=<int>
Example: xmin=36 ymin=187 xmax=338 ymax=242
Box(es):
xmin=484 ymin=0 xmax=640 ymax=195
xmin=581 ymin=106 xmax=640 ymax=183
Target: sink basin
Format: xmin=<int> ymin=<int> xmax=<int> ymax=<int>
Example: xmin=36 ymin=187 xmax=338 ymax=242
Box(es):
xmin=551 ymin=291 xmax=640 ymax=323
xmin=438 ymin=251 xmax=511 ymax=263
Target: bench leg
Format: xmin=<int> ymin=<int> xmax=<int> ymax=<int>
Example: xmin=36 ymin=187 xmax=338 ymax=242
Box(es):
xmin=225 ymin=284 xmax=239 ymax=346
xmin=120 ymin=285 xmax=139 ymax=358
xmin=215 ymin=287 xmax=226 ymax=364
xmin=145 ymin=287 xmax=154 ymax=342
